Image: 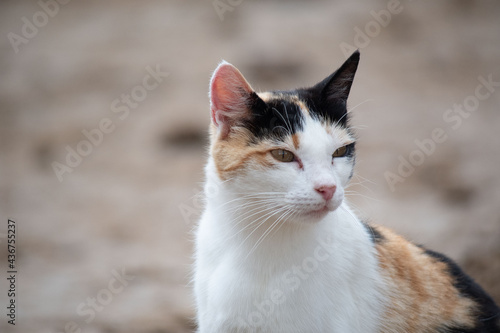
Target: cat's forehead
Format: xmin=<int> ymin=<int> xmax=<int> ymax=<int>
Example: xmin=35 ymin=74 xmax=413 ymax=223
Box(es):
xmin=252 ymin=91 xmax=352 ymax=143
xmin=253 ymin=91 xmax=305 ymax=136
xmin=258 ymin=91 xmax=310 ymax=114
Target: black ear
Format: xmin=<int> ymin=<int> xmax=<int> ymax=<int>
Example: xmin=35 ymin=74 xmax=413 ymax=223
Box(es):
xmin=315 ymin=50 xmax=360 ymax=105
xmin=300 ymin=51 xmax=360 ymax=126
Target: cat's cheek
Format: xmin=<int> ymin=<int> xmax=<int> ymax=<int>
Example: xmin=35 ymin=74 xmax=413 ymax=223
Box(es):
xmin=335 ymin=161 xmax=354 ymax=188
xmin=327 ymin=187 xmax=345 ymax=211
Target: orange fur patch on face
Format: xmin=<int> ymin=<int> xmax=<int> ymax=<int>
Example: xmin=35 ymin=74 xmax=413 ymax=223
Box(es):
xmin=291 ymin=134 xmax=300 ymax=150
xmin=210 ymin=125 xmax=277 ymax=181
xmin=258 ymin=91 xmax=310 ymax=116
xmin=256 ymin=91 xmax=274 ymax=102
xmin=373 ymin=225 xmax=478 ymax=332
xmin=210 ymin=92 xmax=306 ymax=180
xmin=295 ymin=98 xmax=310 ymax=117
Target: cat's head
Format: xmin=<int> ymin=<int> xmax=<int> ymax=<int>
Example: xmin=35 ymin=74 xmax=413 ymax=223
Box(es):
xmin=208 ymin=52 xmax=359 ymax=221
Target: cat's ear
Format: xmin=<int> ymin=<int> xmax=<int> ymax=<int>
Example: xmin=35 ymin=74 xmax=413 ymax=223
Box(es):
xmin=315 ymin=50 xmax=360 ymax=104
xmin=210 ymin=61 xmax=259 ymax=139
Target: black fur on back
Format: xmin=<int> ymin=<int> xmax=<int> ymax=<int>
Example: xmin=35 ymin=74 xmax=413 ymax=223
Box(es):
xmin=423 ymin=247 xmax=500 ymax=332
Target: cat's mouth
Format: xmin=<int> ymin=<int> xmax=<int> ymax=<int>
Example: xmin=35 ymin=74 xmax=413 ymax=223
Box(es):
xmin=298 ymin=198 xmax=344 ymax=219
xmin=285 ymin=194 xmax=343 ymax=219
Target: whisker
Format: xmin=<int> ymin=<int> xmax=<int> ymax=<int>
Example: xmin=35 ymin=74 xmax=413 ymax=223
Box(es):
xmin=236 ymin=205 xmax=291 ymax=253
xmin=344 ymin=191 xmax=381 ymax=203
xmin=347 ymin=98 xmax=374 ymax=113
xmin=272 ymin=106 xmax=293 ymax=136
xmin=246 ymin=206 xmax=296 ymax=257
xmin=218 ymin=198 xmax=284 ymax=214
xmin=283 ymin=102 xmax=294 ymax=136
xmin=215 ymin=193 xmax=286 ymax=210
xmin=335 ymin=99 xmax=374 ymax=127
xmin=225 ymin=202 xmax=280 ymax=227
xmin=352 ymin=174 xmax=377 ymax=186
xmin=348 ymin=125 xmax=369 ymax=131
xmin=269 ymin=208 xmax=297 ymax=238
xmin=345 ymin=181 xmax=373 ymax=193
xmin=224 ymin=203 xmax=287 ymax=242
xmin=247 ymin=207 xmax=291 ymax=254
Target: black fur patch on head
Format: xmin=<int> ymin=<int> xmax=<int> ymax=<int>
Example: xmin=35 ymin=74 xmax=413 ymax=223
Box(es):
xmin=297 ymin=51 xmax=360 ymax=127
xmin=244 ymin=94 xmax=305 ymax=143
xmin=241 ymin=51 xmax=360 ymax=143
xmin=423 ymin=247 xmax=500 ymax=332
xmin=295 ymin=88 xmax=349 ymax=126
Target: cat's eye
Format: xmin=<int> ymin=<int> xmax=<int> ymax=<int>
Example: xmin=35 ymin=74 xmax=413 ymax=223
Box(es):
xmin=271 ymin=149 xmax=295 ymax=162
xmin=333 ymin=146 xmax=348 ymax=158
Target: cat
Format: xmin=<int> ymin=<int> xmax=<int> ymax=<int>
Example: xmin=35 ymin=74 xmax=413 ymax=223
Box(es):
xmin=193 ymin=51 xmax=500 ymax=333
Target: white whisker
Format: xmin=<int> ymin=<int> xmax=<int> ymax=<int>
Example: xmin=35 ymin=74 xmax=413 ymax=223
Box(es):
xmin=347 ymin=98 xmax=374 ymax=113
xmin=246 ymin=206 xmax=296 ymax=257
xmin=236 ymin=205 xmax=292 ymax=254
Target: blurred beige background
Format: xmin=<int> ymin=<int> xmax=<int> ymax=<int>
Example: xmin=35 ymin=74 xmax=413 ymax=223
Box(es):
xmin=1 ymin=1 xmax=499 ymax=332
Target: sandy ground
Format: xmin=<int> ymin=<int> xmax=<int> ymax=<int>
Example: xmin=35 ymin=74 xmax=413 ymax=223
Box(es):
xmin=1 ymin=1 xmax=499 ymax=332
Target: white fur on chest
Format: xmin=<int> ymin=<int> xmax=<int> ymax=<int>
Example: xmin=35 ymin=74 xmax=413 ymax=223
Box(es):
xmin=194 ymin=179 xmax=387 ymax=333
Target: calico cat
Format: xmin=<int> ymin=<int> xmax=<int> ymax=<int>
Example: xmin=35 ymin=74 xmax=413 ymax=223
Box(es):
xmin=193 ymin=51 xmax=500 ymax=333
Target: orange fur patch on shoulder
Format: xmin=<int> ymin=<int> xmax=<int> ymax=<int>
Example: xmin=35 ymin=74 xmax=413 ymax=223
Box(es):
xmin=373 ymin=225 xmax=478 ymax=332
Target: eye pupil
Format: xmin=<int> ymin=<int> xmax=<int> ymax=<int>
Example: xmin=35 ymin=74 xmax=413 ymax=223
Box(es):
xmin=271 ymin=149 xmax=295 ymax=162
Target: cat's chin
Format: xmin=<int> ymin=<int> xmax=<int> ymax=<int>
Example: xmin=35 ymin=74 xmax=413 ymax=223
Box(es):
xmin=298 ymin=205 xmax=336 ymax=221
xmin=306 ymin=207 xmax=330 ymax=219
xmin=296 ymin=199 xmax=343 ymax=222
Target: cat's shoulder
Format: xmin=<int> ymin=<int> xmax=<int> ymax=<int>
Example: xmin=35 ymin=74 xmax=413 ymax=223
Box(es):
xmin=361 ymin=221 xmax=500 ymax=332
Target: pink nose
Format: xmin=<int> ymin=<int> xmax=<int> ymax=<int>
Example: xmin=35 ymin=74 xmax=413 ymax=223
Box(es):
xmin=315 ymin=185 xmax=336 ymax=201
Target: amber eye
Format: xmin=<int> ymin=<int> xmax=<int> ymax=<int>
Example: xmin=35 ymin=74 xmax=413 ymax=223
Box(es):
xmin=332 ymin=146 xmax=348 ymax=158
xmin=271 ymin=149 xmax=295 ymax=162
